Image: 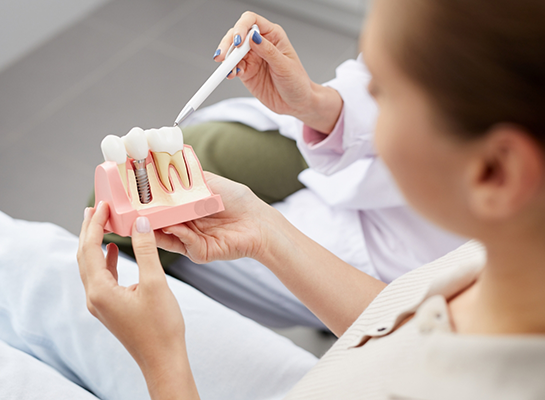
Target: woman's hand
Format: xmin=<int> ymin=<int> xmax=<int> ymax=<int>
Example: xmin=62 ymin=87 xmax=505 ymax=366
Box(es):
xmin=155 ymin=172 xmax=277 ymax=264
xmin=77 ymin=202 xmax=199 ymax=399
xmin=215 ymin=11 xmax=343 ymax=134
xmin=156 ymin=173 xmax=385 ymax=337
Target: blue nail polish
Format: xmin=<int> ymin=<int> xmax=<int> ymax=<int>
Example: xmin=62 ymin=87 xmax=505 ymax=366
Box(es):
xmin=234 ymin=34 xmax=242 ymax=46
xmin=227 ymin=71 xmax=232 ymax=77
xmin=252 ymin=30 xmax=262 ymax=44
xmin=213 ymin=49 xmax=221 ymax=58
xmin=236 ymin=67 xmax=240 ymax=74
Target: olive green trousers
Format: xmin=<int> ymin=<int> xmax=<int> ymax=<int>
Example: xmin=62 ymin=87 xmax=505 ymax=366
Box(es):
xmin=91 ymin=122 xmax=308 ymax=266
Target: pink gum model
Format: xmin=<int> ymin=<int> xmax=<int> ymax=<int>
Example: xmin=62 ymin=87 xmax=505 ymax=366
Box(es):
xmin=94 ymin=145 xmax=224 ymax=237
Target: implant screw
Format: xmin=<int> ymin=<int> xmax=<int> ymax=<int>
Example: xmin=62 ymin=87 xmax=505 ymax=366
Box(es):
xmin=133 ymin=159 xmax=151 ymax=204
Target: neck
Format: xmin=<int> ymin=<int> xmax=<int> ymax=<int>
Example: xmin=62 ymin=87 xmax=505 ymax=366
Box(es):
xmin=450 ymin=231 xmax=545 ymax=335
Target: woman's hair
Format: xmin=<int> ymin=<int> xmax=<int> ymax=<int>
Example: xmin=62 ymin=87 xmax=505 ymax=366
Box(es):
xmin=388 ymin=0 xmax=545 ymax=146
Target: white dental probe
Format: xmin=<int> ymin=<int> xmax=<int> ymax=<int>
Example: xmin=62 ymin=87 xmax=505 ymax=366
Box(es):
xmin=173 ymin=24 xmax=260 ymax=126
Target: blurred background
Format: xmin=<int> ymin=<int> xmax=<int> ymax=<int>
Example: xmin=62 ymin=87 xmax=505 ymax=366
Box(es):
xmin=0 ymin=0 xmax=365 ymax=356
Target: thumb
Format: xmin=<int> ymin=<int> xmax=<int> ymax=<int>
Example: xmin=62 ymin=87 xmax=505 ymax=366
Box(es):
xmin=131 ymin=217 xmax=165 ymax=285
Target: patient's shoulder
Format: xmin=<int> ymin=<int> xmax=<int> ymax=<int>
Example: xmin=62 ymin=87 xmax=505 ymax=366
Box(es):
xmin=341 ymin=241 xmax=485 ymax=343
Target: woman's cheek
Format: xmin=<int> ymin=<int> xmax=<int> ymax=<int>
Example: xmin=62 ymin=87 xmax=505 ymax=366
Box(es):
xmin=373 ymin=110 xmax=391 ymax=162
xmin=374 ymin=114 xmax=426 ymax=206
xmin=373 ymin=101 xmax=423 ymax=191
xmin=374 ymin=111 xmax=404 ymax=175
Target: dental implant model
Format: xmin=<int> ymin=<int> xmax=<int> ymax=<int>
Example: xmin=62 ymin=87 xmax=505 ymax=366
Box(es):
xmin=94 ymin=125 xmax=224 ymax=236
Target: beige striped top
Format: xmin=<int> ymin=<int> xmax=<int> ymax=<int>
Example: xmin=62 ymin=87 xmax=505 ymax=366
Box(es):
xmin=285 ymin=241 xmax=545 ymax=399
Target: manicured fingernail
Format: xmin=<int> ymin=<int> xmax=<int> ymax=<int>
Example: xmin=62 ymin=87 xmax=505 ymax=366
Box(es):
xmin=234 ymin=34 xmax=241 ymax=46
xmin=136 ymin=217 xmax=150 ymax=233
xmin=226 ymin=70 xmax=232 ymax=77
xmin=213 ymin=48 xmax=221 ymax=58
xmin=236 ymin=67 xmax=240 ymax=74
xmin=97 ymin=201 xmax=104 ymax=210
xmin=252 ymin=30 xmax=262 ymax=44
xmin=84 ymin=207 xmax=91 ymax=220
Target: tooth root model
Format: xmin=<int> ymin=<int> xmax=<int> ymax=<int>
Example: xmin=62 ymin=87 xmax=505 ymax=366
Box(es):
xmin=94 ymin=125 xmax=224 ymax=237
xmin=123 ymin=127 xmax=152 ymax=204
xmin=145 ymin=126 xmax=190 ymax=191
xmin=101 ymin=134 xmax=128 ymax=190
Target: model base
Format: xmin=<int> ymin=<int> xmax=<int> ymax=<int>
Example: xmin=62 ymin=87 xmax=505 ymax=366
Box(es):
xmin=94 ymin=145 xmax=224 ymax=237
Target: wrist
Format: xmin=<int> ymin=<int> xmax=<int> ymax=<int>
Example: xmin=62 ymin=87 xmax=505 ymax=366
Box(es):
xmin=139 ymin=344 xmax=200 ymax=400
xmin=137 ymin=341 xmax=187 ymax=378
xmin=296 ymin=83 xmax=343 ymax=134
xmin=253 ymin=206 xmax=298 ymax=268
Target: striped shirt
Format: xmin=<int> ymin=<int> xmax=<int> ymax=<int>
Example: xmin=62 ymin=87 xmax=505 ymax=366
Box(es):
xmin=285 ymin=241 xmax=545 ymax=399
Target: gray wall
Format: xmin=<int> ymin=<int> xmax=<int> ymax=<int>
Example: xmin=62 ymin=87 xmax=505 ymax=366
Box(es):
xmin=241 ymin=0 xmax=368 ymax=37
xmin=0 ymin=0 xmax=112 ymax=72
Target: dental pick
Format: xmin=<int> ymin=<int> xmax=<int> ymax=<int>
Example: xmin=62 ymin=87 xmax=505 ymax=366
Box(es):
xmin=173 ymin=24 xmax=260 ymax=126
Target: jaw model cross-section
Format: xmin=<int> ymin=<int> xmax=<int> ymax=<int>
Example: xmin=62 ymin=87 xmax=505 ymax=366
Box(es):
xmin=95 ymin=125 xmax=224 ymax=237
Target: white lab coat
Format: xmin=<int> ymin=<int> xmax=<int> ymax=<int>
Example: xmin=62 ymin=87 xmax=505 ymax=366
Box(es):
xmin=174 ymin=56 xmax=466 ymax=327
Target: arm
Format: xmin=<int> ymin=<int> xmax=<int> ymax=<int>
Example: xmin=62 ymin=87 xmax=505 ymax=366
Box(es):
xmin=257 ymin=207 xmax=387 ymax=336
xmin=156 ymin=173 xmax=386 ymax=337
xmin=303 ymin=84 xmax=344 ymax=135
xmin=142 ymin=354 xmax=199 ymax=400
xmin=77 ymin=203 xmax=200 ymax=400
xmin=297 ymin=56 xmax=381 ymax=176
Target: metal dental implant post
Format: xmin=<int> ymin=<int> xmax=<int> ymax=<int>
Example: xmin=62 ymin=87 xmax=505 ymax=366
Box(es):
xmin=123 ymin=127 xmax=153 ymax=204
xmin=133 ymin=159 xmax=151 ymax=204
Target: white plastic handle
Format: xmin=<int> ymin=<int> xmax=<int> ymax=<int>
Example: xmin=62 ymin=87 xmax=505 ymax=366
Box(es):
xmin=174 ymin=25 xmax=260 ymax=125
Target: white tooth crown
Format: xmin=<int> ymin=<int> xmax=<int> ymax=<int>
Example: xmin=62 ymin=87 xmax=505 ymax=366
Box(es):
xmin=123 ymin=127 xmax=149 ymax=160
xmin=101 ymin=135 xmax=127 ymax=164
xmin=145 ymin=126 xmax=184 ymax=155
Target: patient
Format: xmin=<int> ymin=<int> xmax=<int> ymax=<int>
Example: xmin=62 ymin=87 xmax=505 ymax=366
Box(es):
xmin=77 ymin=0 xmax=545 ymax=398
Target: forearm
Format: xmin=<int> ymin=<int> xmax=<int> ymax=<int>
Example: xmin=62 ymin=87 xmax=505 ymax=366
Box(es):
xmin=257 ymin=208 xmax=387 ymax=337
xmin=295 ymin=83 xmax=343 ymax=134
xmin=139 ymin=345 xmax=200 ymax=400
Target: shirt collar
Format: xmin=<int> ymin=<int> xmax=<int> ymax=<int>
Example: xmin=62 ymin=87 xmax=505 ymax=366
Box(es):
xmin=356 ymin=256 xmax=485 ymax=343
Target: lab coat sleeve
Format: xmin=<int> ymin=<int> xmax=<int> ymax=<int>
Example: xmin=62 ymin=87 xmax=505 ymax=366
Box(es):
xmin=299 ymin=108 xmax=345 ymax=155
xmin=296 ymin=54 xmax=379 ymax=176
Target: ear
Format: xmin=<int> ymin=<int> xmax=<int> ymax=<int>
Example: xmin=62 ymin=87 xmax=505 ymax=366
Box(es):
xmin=466 ymin=125 xmax=544 ymax=221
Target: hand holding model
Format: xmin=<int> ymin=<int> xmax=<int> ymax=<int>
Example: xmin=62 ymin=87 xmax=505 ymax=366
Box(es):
xmin=78 ymin=203 xmax=200 ymax=399
xmin=216 ymin=12 xmax=343 ymax=134
xmin=155 ymin=172 xmax=274 ymax=263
